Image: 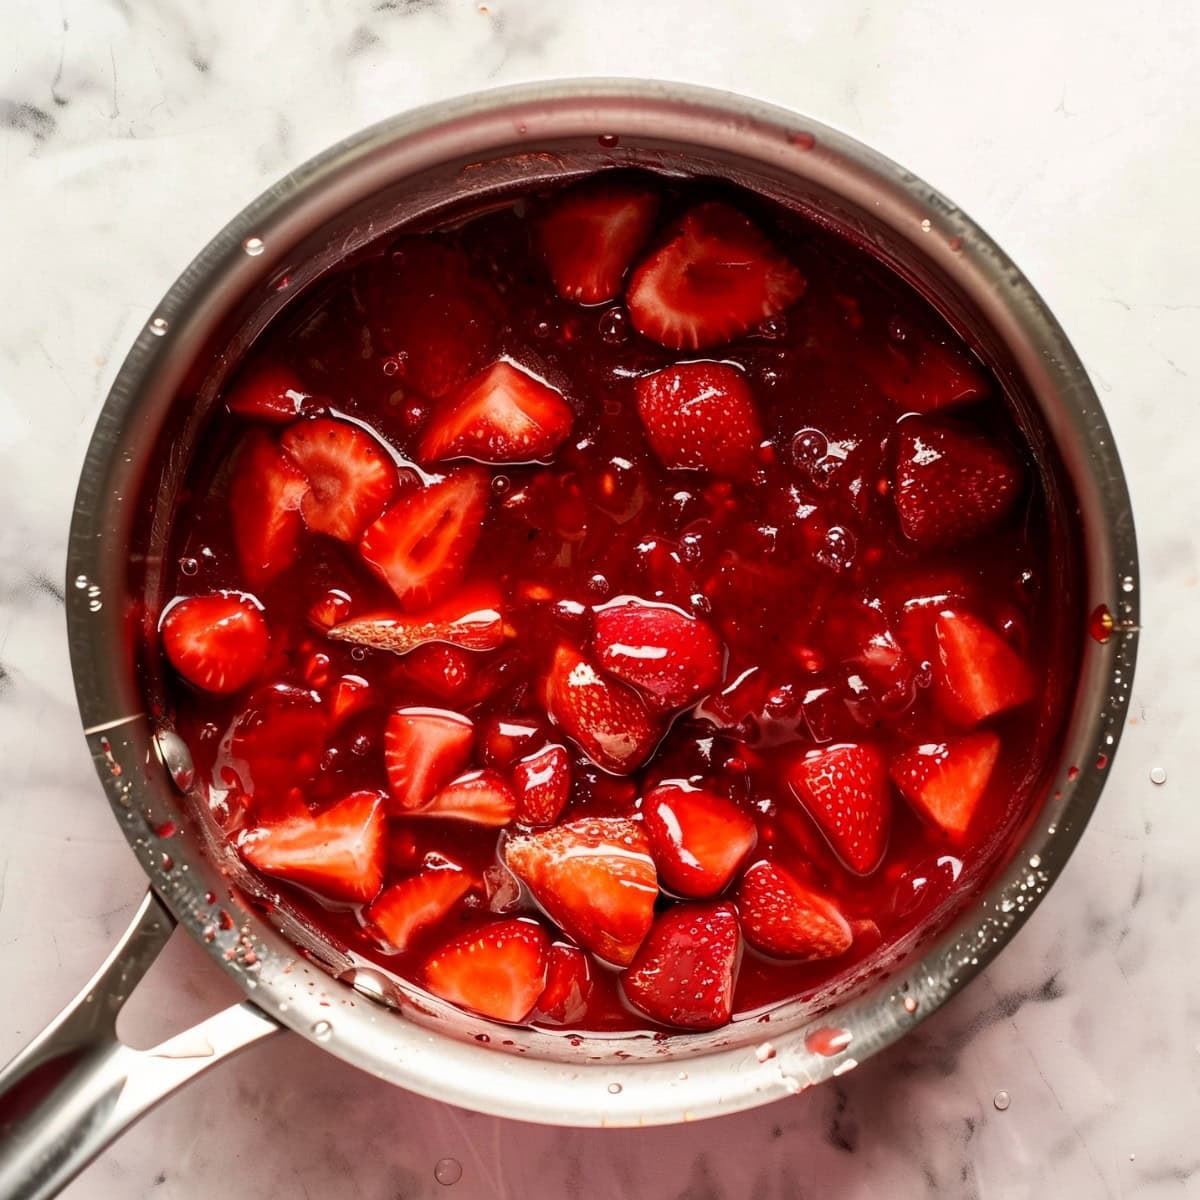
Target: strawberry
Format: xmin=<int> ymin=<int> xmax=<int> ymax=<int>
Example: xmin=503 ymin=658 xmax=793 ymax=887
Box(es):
xmin=735 ymin=859 xmax=852 ymax=959
xmin=784 ymin=743 xmax=891 ymax=875
xmin=504 ymin=817 xmax=657 ymax=966
xmin=538 ymin=179 xmax=659 ymax=304
xmin=307 ymin=588 xmax=353 ymax=631
xmin=227 ymin=683 xmax=328 ymax=802
xmin=418 ymin=359 xmax=574 ymax=465
xmin=401 ymin=643 xmax=476 ymax=701
xmin=626 ymin=202 xmax=804 ymax=350
xmin=533 ymin=943 xmax=593 ymax=1025
xmin=423 ymin=918 xmax=550 ymax=1023
xmin=892 ymin=419 xmax=1022 ymax=547
xmin=238 ymin=789 xmax=385 ymax=903
xmin=511 ymin=744 xmax=571 ymax=825
xmin=360 ymin=468 xmax=489 ymax=610
xmin=229 ymin=430 xmax=308 ymax=588
xmin=326 ymin=673 xmax=372 ymax=731
xmin=621 ymin=902 xmax=741 ymax=1031
xmin=866 ymin=334 xmax=988 ymax=414
xmin=932 ymin=611 xmax=1034 ymax=727
xmin=543 ymin=643 xmax=660 ymax=775
xmin=366 ymin=865 xmax=472 ymax=953
xmin=478 ymin=715 xmax=546 ymax=768
xmin=280 ymin=417 xmax=398 ymax=541
xmin=383 ymin=707 xmax=474 ymax=813
xmin=641 ymin=782 xmax=757 ymax=898
xmin=160 ymin=592 xmax=269 ymax=694
xmin=592 ymin=598 xmax=723 ymax=711
xmin=890 ymin=732 xmax=1001 ymax=843
xmin=633 ymin=362 xmax=763 ymax=479
xmin=423 ymin=769 xmax=518 ymax=827
xmin=225 ymin=361 xmax=310 ymax=423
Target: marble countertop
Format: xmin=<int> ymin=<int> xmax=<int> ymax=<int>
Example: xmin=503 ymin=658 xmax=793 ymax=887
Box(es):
xmin=2 ymin=1 xmax=1197 ymax=1196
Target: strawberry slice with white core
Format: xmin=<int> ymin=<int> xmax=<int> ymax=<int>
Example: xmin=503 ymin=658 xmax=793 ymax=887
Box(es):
xmin=933 ymin=611 xmax=1035 ymax=727
xmin=626 ymin=202 xmax=805 ymax=350
xmin=511 ymin=744 xmax=571 ymax=825
xmin=533 ymin=943 xmax=593 ymax=1025
xmin=384 ymin=707 xmax=474 ymax=813
xmin=422 ymin=769 xmax=518 ymax=827
xmin=504 ymin=816 xmax=657 ymax=966
xmin=366 ymin=866 xmax=473 ymax=953
xmin=238 ymin=789 xmax=385 ymax=903
xmin=418 ymin=359 xmax=574 ymax=465
xmin=160 ymin=592 xmax=269 ymax=694
xmin=890 ymin=732 xmax=1001 ymax=843
xmin=538 ymin=180 xmax=659 ymax=304
xmin=360 ymin=468 xmax=489 ymax=610
xmin=226 ymin=361 xmax=310 ymax=423
xmin=230 ymin=431 xmax=309 ymax=587
xmin=735 ymin=859 xmax=853 ymax=959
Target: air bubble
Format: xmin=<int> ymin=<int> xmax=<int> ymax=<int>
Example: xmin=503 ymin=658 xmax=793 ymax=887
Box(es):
xmin=598 ymin=306 xmax=629 ymax=345
xmin=243 ymin=236 xmax=265 ymax=256
xmin=179 ymin=556 xmax=198 ymax=576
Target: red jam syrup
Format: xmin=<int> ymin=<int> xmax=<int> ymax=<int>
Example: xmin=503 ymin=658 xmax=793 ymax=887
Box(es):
xmin=158 ymin=173 xmax=1080 ymax=1034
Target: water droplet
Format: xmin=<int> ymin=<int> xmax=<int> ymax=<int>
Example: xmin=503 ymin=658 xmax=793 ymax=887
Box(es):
xmin=1088 ymin=603 xmax=1114 ymax=643
xmin=1095 ymin=752 xmax=1108 ymax=770
xmin=788 ymin=130 xmax=816 ymax=150
xmin=149 ymin=317 xmax=169 ymax=337
xmin=920 ymin=218 xmax=932 ymax=233
xmin=804 ymin=1026 xmax=852 ymax=1056
xmin=993 ymin=1089 xmax=1010 ymax=1111
xmin=243 ymin=236 xmax=265 ymax=257
xmin=1121 ymin=576 xmax=1135 ymax=593
xmin=434 ymin=1158 xmax=463 ymax=1186
xmin=677 ymin=1070 xmax=688 ymax=1081
xmin=1028 ymin=854 xmax=1041 ymax=869
xmin=832 ymin=1058 xmax=858 ymax=1077
xmin=1066 ymin=765 xmax=1080 ymax=782
xmin=311 ymin=1020 xmax=333 ymax=1041
xmin=1150 ymin=766 xmax=1167 ymax=785
xmin=756 ymin=1042 xmax=777 ymax=1062
xmin=74 ymin=574 xmax=89 ymax=590
xmin=597 ymin=133 xmax=619 ymax=148
xmin=607 ymin=1081 xmax=622 ymax=1094
xmin=903 ymin=995 xmax=918 ymax=1014
xmin=160 ymin=853 xmax=174 ymax=871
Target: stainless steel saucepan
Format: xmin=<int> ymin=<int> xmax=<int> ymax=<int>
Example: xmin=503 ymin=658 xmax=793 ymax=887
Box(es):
xmin=0 ymin=80 xmax=1138 ymax=1200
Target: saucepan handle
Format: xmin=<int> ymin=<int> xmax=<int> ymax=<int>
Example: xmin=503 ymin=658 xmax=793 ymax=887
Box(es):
xmin=0 ymin=889 xmax=283 ymax=1200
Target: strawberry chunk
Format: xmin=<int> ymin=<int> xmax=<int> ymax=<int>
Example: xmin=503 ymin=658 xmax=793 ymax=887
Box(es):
xmin=592 ymin=598 xmax=723 ymax=711
xmin=423 ymin=918 xmax=549 ymax=1023
xmin=735 ymin=859 xmax=852 ymax=959
xmin=933 ymin=611 xmax=1034 ymax=727
xmin=890 ymin=732 xmax=1001 ymax=843
xmin=238 ymin=789 xmax=385 ymax=903
xmin=533 ymin=943 xmax=593 ymax=1025
xmin=229 ymin=431 xmax=308 ymax=588
xmin=538 ymin=179 xmax=659 ymax=304
xmin=160 ymin=592 xmax=269 ymax=694
xmin=785 ymin=742 xmax=891 ymax=875
xmin=326 ymin=674 xmax=371 ymax=731
xmin=384 ymin=707 xmax=474 ymax=813
xmin=478 ymin=715 xmax=546 ymax=769
xmin=227 ymin=683 xmax=328 ymax=802
xmin=626 ymin=202 xmax=804 ymax=350
xmin=504 ymin=817 xmax=657 ymax=966
xmin=326 ymin=582 xmax=505 ymax=656
xmin=892 ymin=419 xmax=1022 ymax=548
xmin=633 ymin=362 xmax=763 ymax=479
xmin=511 ymin=744 xmax=571 ymax=825
xmin=281 ymin=417 xmax=398 ymax=541
xmin=641 ymin=782 xmax=757 ymax=898
xmin=418 ymin=360 xmax=574 ymax=465
xmin=366 ymin=865 xmax=472 ymax=953
xmin=621 ymin=902 xmax=741 ymax=1031
xmin=225 ymin=361 xmax=310 ymax=423
xmin=360 ymin=468 xmax=489 ymax=610
xmin=423 ymin=769 xmax=518 ymax=827
xmin=866 ymin=334 xmax=988 ymax=414
xmin=402 ymin=643 xmax=476 ymax=701
xmin=543 ymin=643 xmax=660 ymax=775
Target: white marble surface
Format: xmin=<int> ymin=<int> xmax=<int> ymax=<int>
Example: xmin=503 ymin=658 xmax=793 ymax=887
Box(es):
xmin=1 ymin=1 xmax=1197 ymax=1196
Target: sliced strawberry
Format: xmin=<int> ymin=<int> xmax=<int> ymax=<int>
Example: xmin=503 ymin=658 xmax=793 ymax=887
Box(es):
xmin=402 ymin=643 xmax=476 ymax=701
xmin=511 ymin=744 xmax=571 ymax=825
xmin=626 ymin=202 xmax=805 ymax=350
xmin=423 ymin=918 xmax=549 ymax=1023
xmin=633 ymin=362 xmax=763 ymax=479
xmin=326 ymin=674 xmax=371 ymax=731
xmin=866 ymin=334 xmax=988 ymax=413
xmin=892 ymin=419 xmax=1022 ymax=548
xmin=478 ymin=715 xmax=546 ymax=769
xmin=592 ymin=598 xmax=723 ymax=711
xmin=423 ymin=769 xmax=517 ymax=827
xmin=533 ymin=943 xmax=593 ymax=1025
xmin=227 ymin=683 xmax=328 ymax=802
xmin=238 ymin=789 xmax=385 ymax=903
xmin=307 ymin=588 xmax=353 ymax=631
xmin=933 ymin=611 xmax=1035 ymax=727
xmin=383 ymin=707 xmax=474 ymax=813
xmin=735 ymin=859 xmax=852 ymax=959
xmin=360 ymin=468 xmax=489 ymax=610
xmin=160 ymin=592 xmax=269 ymax=694
xmin=225 ymin=361 xmax=310 ymax=423
xmin=784 ymin=742 xmax=891 ymax=875
xmin=543 ymin=643 xmax=659 ymax=775
xmin=366 ymin=865 xmax=472 ymax=953
xmin=641 ymin=782 xmax=757 ymax=898
xmin=890 ymin=732 xmax=1001 ymax=843
xmin=621 ymin=902 xmax=741 ymax=1031
xmin=229 ymin=430 xmax=308 ymax=588
xmin=418 ymin=359 xmax=574 ymax=465
xmin=538 ymin=179 xmax=659 ymax=304
xmin=504 ymin=817 xmax=657 ymax=966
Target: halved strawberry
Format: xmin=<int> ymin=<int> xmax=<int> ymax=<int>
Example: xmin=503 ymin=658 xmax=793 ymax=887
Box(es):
xmin=402 ymin=643 xmax=476 ymax=701
xmin=735 ymin=859 xmax=852 ymax=959
xmin=641 ymin=782 xmax=757 ymax=898
xmin=538 ymin=179 xmax=659 ymax=304
xmin=229 ymin=430 xmax=309 ymax=588
xmin=543 ymin=643 xmax=660 ymax=775
xmin=418 ymin=360 xmax=574 ymax=465
xmin=785 ymin=743 xmax=891 ymax=875
xmin=423 ymin=918 xmax=549 ymax=1023
xmin=225 ymin=361 xmax=310 ymax=423
xmin=423 ymin=769 xmax=517 ymax=827
xmin=360 ymin=468 xmax=489 ymax=610
xmin=890 ymin=732 xmax=1001 ymax=843
xmin=633 ymin=362 xmax=763 ymax=479
xmin=326 ymin=674 xmax=371 ymax=731
xmin=933 ymin=612 xmax=1034 ymax=727
xmin=533 ymin=943 xmax=593 ymax=1025
xmin=238 ymin=789 xmax=385 ymax=903
xmin=866 ymin=334 xmax=988 ymax=414
xmin=383 ymin=707 xmax=474 ymax=813
xmin=366 ymin=865 xmax=472 ymax=953
xmin=160 ymin=592 xmax=269 ymax=694
xmin=892 ymin=419 xmax=1022 ymax=548
xmin=626 ymin=202 xmax=805 ymax=350
xmin=504 ymin=817 xmax=657 ymax=966
xmin=592 ymin=598 xmax=723 ymax=711
xmin=227 ymin=683 xmax=328 ymax=802
xmin=621 ymin=902 xmax=741 ymax=1031
xmin=511 ymin=744 xmax=571 ymax=825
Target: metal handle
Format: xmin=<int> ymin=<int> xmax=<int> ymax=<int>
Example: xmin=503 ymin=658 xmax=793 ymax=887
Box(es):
xmin=0 ymin=890 xmax=283 ymax=1200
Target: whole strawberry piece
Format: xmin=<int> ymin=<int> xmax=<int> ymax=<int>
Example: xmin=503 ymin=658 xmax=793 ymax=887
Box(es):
xmin=890 ymin=732 xmax=1001 ymax=844
xmin=866 ymin=334 xmax=988 ymax=414
xmin=511 ymin=744 xmax=571 ymax=825
xmin=735 ymin=860 xmax=852 ymax=959
xmin=933 ymin=611 xmax=1035 ymax=727
xmin=160 ymin=592 xmax=269 ymax=694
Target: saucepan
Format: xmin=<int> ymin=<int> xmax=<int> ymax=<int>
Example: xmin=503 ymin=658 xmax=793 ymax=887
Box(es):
xmin=0 ymin=80 xmax=1138 ymax=1200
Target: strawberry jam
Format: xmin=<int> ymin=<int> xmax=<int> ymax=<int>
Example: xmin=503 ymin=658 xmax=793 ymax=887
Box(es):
xmin=157 ymin=172 xmax=1081 ymax=1034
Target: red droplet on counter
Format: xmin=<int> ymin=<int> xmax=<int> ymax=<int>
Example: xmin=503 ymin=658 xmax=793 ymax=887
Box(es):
xmin=1088 ymin=604 xmax=1114 ymax=643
